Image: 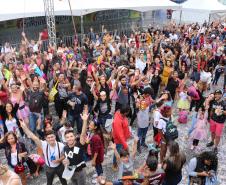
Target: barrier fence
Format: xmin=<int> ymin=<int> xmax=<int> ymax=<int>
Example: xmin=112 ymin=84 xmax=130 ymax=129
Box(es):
xmin=0 ymin=18 xmax=167 ymax=52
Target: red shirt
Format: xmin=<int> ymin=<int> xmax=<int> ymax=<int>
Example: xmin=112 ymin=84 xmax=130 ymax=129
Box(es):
xmin=41 ymin=30 xmax=48 ymax=40
xmin=90 ymin=134 xmax=104 ymax=164
xmin=112 ymin=111 xmax=131 ymax=149
xmin=147 ymin=172 xmax=165 ymax=185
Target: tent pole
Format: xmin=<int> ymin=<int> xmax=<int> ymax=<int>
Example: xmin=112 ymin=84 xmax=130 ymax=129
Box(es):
xmin=23 ymin=0 xmax=25 ymax=33
xmin=67 ymin=0 xmax=76 ymax=35
xmin=208 ymin=13 xmax=211 ymax=25
xmin=81 ymin=15 xmax=84 ymax=45
xmin=141 ymin=12 xmax=144 ymax=28
xmin=179 ymin=9 xmax=182 ymax=25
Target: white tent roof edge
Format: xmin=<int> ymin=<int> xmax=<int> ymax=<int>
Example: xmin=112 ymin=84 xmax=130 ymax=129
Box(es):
xmin=0 ymin=0 xmax=180 ymax=22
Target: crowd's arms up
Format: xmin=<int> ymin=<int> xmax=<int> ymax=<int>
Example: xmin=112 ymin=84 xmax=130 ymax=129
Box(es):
xmin=19 ymin=120 xmax=42 ymax=148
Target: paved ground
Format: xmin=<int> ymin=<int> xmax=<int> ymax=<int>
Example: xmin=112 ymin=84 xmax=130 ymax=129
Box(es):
xmin=1 ymin=77 xmax=225 ymax=185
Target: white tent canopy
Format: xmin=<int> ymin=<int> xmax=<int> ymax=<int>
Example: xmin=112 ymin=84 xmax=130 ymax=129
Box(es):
xmin=181 ymin=0 xmax=226 ymax=13
xmin=0 ymin=0 xmax=179 ymax=22
xmin=182 ymin=0 xmax=226 ymax=13
xmin=172 ymin=0 xmax=226 ymax=23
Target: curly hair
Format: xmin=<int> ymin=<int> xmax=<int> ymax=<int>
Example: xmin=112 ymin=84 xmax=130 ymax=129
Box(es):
xmin=198 ymin=151 xmax=218 ymax=171
xmin=160 ymin=106 xmax=172 ymax=118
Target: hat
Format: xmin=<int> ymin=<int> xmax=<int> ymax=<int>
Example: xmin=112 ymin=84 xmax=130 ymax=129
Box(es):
xmin=211 ymin=34 xmax=216 ymax=38
xmin=120 ymin=171 xmax=136 ymax=181
xmin=214 ymin=90 xmax=222 ymax=94
xmin=148 ymin=143 xmax=160 ymax=152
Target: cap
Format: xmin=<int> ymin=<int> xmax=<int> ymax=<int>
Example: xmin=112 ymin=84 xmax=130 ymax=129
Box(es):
xmin=214 ymin=90 xmax=223 ymax=94
xmin=148 ymin=143 xmax=160 ymax=152
xmin=120 ymin=171 xmax=136 ymax=180
xmin=211 ymin=34 xmax=216 ymax=38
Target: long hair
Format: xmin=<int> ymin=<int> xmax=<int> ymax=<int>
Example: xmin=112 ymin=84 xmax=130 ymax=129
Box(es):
xmin=168 ymin=141 xmax=185 ymax=170
xmin=5 ymin=101 xmax=14 ymax=119
xmin=91 ymin=119 xmax=104 ymax=145
xmin=4 ymin=132 xmax=18 ymax=146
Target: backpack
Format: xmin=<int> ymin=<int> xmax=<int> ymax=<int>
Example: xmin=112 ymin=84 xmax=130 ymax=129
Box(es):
xmin=161 ymin=118 xmax=178 ymax=141
xmin=178 ymin=110 xmax=188 ymax=124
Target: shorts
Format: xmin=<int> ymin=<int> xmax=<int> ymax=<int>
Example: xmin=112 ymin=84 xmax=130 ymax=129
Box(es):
xmin=209 ymin=119 xmax=225 ymax=137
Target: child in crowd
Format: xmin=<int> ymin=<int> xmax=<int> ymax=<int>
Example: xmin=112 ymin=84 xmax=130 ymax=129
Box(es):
xmin=111 ymin=137 xmax=138 ymax=180
xmin=189 ymin=107 xmax=208 ymax=150
xmin=152 ymin=101 xmax=164 ymax=148
xmin=136 ymin=96 xmax=150 ymax=153
xmin=177 ymin=86 xmax=190 ymax=111
xmin=177 ymin=86 xmax=190 ymax=124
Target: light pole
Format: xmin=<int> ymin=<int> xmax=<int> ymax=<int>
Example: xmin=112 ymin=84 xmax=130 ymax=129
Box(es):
xmin=67 ymin=0 xmax=77 ymax=36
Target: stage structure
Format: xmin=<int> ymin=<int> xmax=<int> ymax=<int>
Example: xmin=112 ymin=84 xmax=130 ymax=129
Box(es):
xmin=43 ymin=0 xmax=56 ymax=46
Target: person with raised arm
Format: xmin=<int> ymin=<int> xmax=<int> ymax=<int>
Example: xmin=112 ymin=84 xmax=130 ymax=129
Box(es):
xmin=19 ymin=120 xmax=67 ymax=185
xmin=61 ymin=110 xmax=88 ymax=185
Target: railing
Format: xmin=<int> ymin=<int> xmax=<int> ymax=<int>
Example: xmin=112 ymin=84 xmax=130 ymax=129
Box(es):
xmin=0 ymin=17 xmax=167 ymax=52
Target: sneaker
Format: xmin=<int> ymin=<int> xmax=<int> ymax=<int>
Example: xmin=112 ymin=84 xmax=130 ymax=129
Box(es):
xmin=206 ymin=141 xmax=214 ymax=147
xmin=112 ymin=164 xmax=118 ymax=171
xmin=91 ymin=179 xmax=97 ymax=184
xmin=213 ymin=147 xmax=218 ymax=154
xmin=190 ymin=145 xmax=195 ymax=150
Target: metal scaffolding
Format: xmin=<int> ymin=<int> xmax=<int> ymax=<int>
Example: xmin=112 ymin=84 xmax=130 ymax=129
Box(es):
xmin=43 ymin=0 xmax=56 ymax=47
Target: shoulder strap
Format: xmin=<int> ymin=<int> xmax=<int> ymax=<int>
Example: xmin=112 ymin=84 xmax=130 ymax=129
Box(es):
xmin=46 ymin=142 xmax=60 ymax=167
xmin=160 ymin=117 xmax=168 ymax=123
xmin=57 ymin=142 xmax=60 ymax=159
xmin=46 ymin=144 xmax=50 ymax=167
xmin=128 ymin=87 xmax=131 ymax=105
xmin=54 ymin=80 xmax=59 ymax=89
xmin=117 ymin=86 xmax=122 ymax=95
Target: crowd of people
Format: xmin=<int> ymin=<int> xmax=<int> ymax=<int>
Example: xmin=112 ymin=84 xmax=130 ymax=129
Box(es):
xmin=0 ymin=19 xmax=225 ymax=185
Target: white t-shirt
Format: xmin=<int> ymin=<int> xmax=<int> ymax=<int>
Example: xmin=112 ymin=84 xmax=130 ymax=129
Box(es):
xmin=5 ymin=118 xmax=18 ymax=132
xmin=157 ymin=117 xmax=169 ymax=133
xmin=169 ymin=33 xmax=178 ymax=41
xmin=153 ymin=109 xmax=161 ymax=128
xmin=1 ymin=46 xmax=12 ymax=53
xmin=11 ymin=152 xmax=18 ymax=166
xmin=200 ymin=71 xmax=212 ymax=84
xmin=137 ymin=107 xmax=149 ymax=128
xmin=41 ymin=140 xmax=65 ymax=168
xmin=135 ymin=58 xmax=146 ymax=72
